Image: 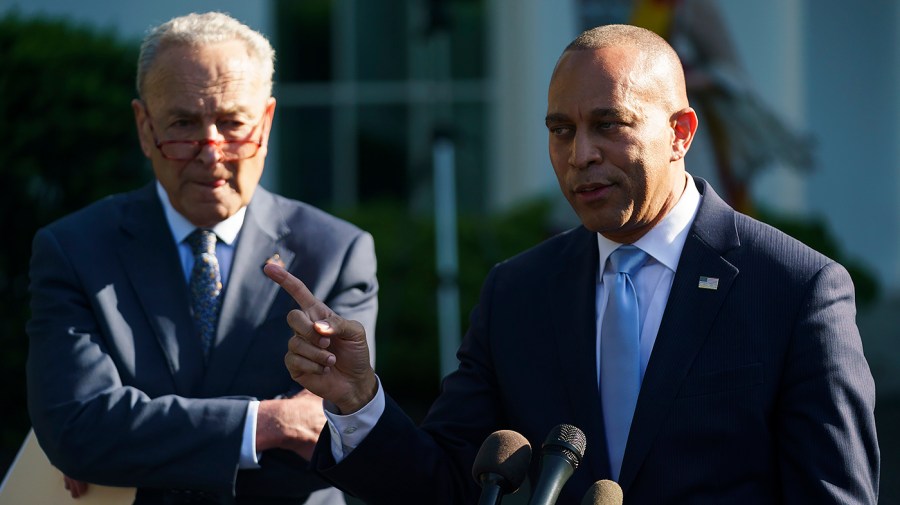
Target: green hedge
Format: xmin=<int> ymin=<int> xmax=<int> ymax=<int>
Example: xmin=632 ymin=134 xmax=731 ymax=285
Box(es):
xmin=0 ymin=12 xmax=148 ymax=472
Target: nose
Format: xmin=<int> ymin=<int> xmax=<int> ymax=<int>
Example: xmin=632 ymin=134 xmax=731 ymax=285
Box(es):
xmin=568 ymin=130 xmax=602 ymax=169
xmin=196 ymin=125 xmax=226 ymax=164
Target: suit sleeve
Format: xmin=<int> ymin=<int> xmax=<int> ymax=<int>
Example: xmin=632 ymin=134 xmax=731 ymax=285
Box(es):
xmin=26 ymin=227 xmax=248 ymax=492
xmin=777 ymin=261 xmax=879 ymax=503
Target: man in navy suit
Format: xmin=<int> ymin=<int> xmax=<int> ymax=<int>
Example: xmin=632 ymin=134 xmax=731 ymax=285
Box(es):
xmin=26 ymin=12 xmax=377 ymax=505
xmin=265 ymin=24 xmax=878 ymax=504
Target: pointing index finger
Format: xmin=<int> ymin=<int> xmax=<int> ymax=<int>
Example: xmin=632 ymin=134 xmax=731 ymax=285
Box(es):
xmin=263 ymin=263 xmax=318 ymax=310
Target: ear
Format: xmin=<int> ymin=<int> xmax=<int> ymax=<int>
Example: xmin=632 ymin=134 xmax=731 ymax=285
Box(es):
xmin=670 ymin=107 xmax=698 ymax=162
xmin=132 ymin=99 xmax=154 ymax=159
xmin=257 ymin=96 xmax=277 ymax=156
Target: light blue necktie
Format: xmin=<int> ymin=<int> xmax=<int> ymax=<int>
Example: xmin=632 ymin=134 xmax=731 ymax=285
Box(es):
xmin=601 ymin=245 xmax=648 ymax=481
xmin=187 ymin=229 xmax=222 ymax=359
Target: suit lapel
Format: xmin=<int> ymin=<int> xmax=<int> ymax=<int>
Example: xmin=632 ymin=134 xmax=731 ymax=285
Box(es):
xmin=550 ymin=227 xmax=612 ymax=482
xmin=119 ymin=184 xmax=206 ymax=395
xmin=200 ymin=188 xmax=295 ymax=395
xmin=618 ymin=180 xmax=741 ymax=492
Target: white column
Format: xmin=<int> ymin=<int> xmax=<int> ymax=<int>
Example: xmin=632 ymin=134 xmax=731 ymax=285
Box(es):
xmin=717 ymin=0 xmax=808 ymax=214
xmin=486 ymin=0 xmax=578 ymax=212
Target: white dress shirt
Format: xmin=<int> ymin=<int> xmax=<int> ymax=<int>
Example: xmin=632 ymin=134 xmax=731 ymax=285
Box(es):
xmin=595 ymin=174 xmax=700 ymax=385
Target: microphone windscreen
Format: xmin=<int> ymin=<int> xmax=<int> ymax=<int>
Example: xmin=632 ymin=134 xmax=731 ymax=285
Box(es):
xmin=542 ymin=424 xmax=587 ymax=468
xmin=581 ymin=480 xmax=623 ymax=505
xmin=472 ymin=429 xmax=533 ymax=492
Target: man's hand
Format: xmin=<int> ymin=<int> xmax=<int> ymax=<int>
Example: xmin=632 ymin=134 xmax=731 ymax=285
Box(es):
xmin=63 ymin=474 xmax=88 ymax=498
xmin=257 ymin=389 xmax=327 ymax=461
xmin=264 ymin=263 xmax=378 ymax=415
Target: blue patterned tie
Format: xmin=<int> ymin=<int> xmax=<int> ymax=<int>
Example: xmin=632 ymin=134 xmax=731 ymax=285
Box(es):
xmin=600 ymin=245 xmax=648 ymax=481
xmin=187 ymin=229 xmax=221 ymax=359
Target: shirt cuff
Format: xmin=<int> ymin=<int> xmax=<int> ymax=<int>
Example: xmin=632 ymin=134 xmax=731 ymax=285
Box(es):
xmin=239 ymin=400 xmax=262 ymax=469
xmin=324 ymin=376 xmax=385 ymax=463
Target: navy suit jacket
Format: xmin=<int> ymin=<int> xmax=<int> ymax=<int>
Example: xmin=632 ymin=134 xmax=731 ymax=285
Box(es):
xmin=315 ymin=178 xmax=878 ymax=504
xmin=26 ymin=183 xmax=378 ymax=504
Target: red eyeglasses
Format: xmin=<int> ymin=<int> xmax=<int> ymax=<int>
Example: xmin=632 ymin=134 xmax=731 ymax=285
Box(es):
xmin=145 ymin=111 xmax=266 ymax=161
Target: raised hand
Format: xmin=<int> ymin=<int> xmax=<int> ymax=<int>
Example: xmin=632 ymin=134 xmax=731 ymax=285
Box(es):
xmin=264 ymin=263 xmax=378 ymax=414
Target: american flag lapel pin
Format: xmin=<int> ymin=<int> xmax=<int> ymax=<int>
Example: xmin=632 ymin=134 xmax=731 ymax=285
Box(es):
xmin=698 ymin=276 xmax=719 ymax=290
xmin=264 ymin=253 xmax=285 ymax=269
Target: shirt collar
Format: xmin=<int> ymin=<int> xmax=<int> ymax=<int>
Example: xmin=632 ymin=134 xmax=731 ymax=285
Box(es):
xmin=596 ymin=173 xmax=701 ymax=275
xmin=155 ymin=181 xmax=246 ymax=246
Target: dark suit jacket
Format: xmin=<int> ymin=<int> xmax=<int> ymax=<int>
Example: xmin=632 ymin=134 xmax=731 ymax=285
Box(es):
xmin=26 ymin=184 xmax=378 ymax=504
xmin=315 ymin=178 xmax=878 ymax=504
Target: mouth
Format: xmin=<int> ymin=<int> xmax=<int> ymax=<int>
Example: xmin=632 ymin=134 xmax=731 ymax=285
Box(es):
xmin=573 ymin=181 xmax=613 ymax=202
xmin=194 ymin=179 xmax=228 ymax=189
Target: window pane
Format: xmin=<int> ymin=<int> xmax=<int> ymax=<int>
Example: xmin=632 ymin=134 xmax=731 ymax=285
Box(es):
xmin=274 ymin=0 xmax=332 ymax=82
xmin=276 ymin=106 xmax=333 ymax=207
xmin=450 ymin=102 xmax=486 ymax=212
xmin=355 ymin=0 xmax=408 ymax=81
xmin=357 ymin=104 xmax=408 ymax=202
xmin=448 ymin=0 xmax=485 ymax=79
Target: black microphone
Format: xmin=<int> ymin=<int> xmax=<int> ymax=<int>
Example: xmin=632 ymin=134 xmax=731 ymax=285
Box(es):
xmin=580 ymin=479 xmax=623 ymax=505
xmin=527 ymin=424 xmax=587 ymax=505
xmin=472 ymin=430 xmax=533 ymax=505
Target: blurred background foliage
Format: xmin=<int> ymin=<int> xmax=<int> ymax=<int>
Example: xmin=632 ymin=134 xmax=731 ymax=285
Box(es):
xmin=0 ymin=11 xmax=881 ymax=481
xmin=0 ymin=12 xmax=148 ymax=472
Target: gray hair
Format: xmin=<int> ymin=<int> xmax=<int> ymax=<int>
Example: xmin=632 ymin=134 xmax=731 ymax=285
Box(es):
xmin=136 ymin=11 xmax=275 ymax=97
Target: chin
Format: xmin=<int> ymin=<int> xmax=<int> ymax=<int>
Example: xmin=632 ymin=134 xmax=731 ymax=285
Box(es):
xmin=187 ymin=208 xmax=232 ymax=228
xmin=578 ymin=219 xmax=606 ymax=234
xmin=578 ymin=214 xmax=627 ymax=235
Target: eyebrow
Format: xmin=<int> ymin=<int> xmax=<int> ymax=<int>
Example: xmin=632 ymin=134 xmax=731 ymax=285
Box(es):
xmin=544 ymin=112 xmax=569 ymax=125
xmin=545 ymin=107 xmax=634 ymax=125
xmin=166 ymin=105 xmax=254 ymax=119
